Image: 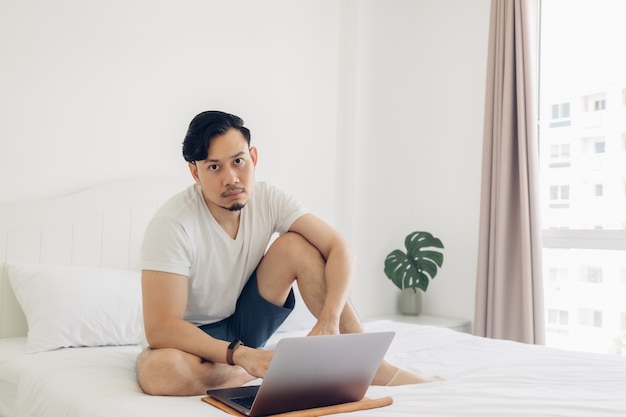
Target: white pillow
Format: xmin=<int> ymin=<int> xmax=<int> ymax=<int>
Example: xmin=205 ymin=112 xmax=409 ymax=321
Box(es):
xmin=6 ymin=263 xmax=143 ymax=353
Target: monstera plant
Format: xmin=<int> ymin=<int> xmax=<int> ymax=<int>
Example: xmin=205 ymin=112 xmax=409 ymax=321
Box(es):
xmin=384 ymin=231 xmax=444 ymax=314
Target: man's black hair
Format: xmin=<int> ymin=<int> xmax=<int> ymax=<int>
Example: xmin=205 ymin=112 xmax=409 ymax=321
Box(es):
xmin=182 ymin=110 xmax=251 ymax=162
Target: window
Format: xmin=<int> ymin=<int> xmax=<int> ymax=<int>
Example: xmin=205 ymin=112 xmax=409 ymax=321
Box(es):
xmin=583 ymin=136 xmax=606 ymax=155
xmin=584 ymin=94 xmax=607 ymax=112
xmin=580 ymin=266 xmax=602 ymax=283
xmin=539 ymin=0 xmax=626 ymax=355
xmin=594 ymin=184 xmax=603 ymax=197
xmin=579 ymin=309 xmax=603 ymax=327
xmin=594 ymin=141 xmax=606 ymax=153
xmin=548 ymin=309 xmax=569 ymax=325
xmin=547 ymin=266 xmax=568 ymax=283
xmin=552 ymin=102 xmax=570 ymax=119
xmin=549 ymin=185 xmax=569 ymax=208
xmin=551 ymin=143 xmax=570 ymax=158
xmin=594 ymin=99 xmax=606 ymax=111
xmin=549 ymin=102 xmax=571 ymax=127
xmin=549 ymin=143 xmax=571 ymax=167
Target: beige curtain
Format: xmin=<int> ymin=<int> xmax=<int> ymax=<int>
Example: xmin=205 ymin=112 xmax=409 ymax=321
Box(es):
xmin=474 ymin=0 xmax=544 ymax=344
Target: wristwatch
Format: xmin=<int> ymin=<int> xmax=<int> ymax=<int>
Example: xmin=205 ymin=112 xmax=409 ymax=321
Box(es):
xmin=227 ymin=339 xmax=244 ymax=365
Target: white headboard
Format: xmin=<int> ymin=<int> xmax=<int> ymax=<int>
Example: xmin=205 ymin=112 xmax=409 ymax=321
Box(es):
xmin=0 ymin=177 xmax=191 ymax=338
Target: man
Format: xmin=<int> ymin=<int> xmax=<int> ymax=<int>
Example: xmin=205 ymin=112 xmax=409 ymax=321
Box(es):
xmin=136 ymin=110 xmax=436 ymax=396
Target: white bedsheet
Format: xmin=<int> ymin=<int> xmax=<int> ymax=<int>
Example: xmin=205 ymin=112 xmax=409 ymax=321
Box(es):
xmin=0 ymin=338 xmax=26 ymax=417
xmin=2 ymin=321 xmax=625 ymax=417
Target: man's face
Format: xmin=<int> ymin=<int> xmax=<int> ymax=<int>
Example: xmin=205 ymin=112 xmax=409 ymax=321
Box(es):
xmin=189 ymin=128 xmax=257 ymax=214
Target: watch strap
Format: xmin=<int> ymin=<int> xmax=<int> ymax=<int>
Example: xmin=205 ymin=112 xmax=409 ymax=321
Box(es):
xmin=227 ymin=339 xmax=243 ymax=365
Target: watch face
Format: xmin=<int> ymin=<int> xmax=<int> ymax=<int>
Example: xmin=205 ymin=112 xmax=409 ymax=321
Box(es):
xmin=228 ymin=339 xmax=243 ymax=349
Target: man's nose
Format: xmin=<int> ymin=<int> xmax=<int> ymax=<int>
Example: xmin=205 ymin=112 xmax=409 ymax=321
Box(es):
xmin=223 ymin=167 xmax=239 ymax=185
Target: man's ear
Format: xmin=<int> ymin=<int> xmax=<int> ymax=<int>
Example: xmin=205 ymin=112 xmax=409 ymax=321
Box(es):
xmin=188 ymin=162 xmax=200 ymax=184
xmin=250 ymin=146 xmax=258 ymax=166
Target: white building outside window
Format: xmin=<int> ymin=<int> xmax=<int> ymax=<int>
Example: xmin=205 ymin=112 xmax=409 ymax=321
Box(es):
xmin=539 ymin=0 xmax=626 ymax=356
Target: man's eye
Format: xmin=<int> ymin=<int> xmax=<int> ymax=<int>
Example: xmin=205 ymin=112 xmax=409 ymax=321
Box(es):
xmin=209 ymin=165 xmax=219 ymax=171
xmin=234 ymin=158 xmax=244 ymax=165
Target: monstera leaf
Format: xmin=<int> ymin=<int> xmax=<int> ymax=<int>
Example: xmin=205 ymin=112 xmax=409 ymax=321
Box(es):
xmin=384 ymin=231 xmax=444 ymax=292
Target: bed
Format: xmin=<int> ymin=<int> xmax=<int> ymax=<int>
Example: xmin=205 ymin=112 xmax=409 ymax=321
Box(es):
xmin=1 ymin=178 xmax=625 ymax=417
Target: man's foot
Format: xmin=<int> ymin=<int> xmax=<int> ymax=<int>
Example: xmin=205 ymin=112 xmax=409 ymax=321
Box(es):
xmin=385 ymin=368 xmax=444 ymax=386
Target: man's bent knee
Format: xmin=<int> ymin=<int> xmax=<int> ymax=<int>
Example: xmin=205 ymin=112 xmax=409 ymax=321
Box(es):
xmin=136 ymin=348 xmax=204 ymax=396
xmin=268 ymin=232 xmax=324 ymax=265
xmin=258 ymin=233 xmax=325 ymax=302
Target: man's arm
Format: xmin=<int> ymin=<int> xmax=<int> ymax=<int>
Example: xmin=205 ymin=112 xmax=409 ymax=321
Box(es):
xmin=141 ymin=270 xmax=272 ymax=376
xmin=288 ymin=213 xmax=356 ymax=335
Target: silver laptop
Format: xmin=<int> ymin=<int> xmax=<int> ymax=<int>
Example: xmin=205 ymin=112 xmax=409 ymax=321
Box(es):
xmin=206 ymin=332 xmax=395 ymax=417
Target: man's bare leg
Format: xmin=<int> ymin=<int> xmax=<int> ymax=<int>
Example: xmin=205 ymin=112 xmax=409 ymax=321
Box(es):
xmin=302 ymin=288 xmax=441 ymax=385
xmin=136 ymin=347 xmax=256 ymax=396
xmin=337 ymin=301 xmax=442 ymax=385
xmin=257 ymin=232 xmax=441 ymax=386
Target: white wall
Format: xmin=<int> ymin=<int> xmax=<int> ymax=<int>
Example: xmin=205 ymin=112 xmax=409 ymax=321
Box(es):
xmin=0 ymin=0 xmax=341 ymax=225
xmin=343 ymin=0 xmax=491 ymax=321
xmin=0 ymin=0 xmax=491 ymax=322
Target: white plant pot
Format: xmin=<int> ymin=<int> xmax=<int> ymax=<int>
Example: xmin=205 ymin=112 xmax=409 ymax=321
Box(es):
xmin=398 ymin=288 xmax=422 ymax=316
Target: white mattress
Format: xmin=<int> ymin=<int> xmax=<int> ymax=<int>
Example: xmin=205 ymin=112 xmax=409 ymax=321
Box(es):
xmin=2 ymin=320 xmax=625 ymax=417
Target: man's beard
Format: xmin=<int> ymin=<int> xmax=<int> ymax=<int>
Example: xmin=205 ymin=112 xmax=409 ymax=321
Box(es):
xmin=223 ymin=203 xmax=246 ymax=212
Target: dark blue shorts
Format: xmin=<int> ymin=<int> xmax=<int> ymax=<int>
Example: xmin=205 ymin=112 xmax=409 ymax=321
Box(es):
xmin=198 ymin=271 xmax=295 ymax=348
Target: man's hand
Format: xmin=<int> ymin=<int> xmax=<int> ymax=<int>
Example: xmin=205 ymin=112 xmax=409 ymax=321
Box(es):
xmin=308 ymin=314 xmax=340 ymax=336
xmin=232 ymin=346 xmax=274 ymax=378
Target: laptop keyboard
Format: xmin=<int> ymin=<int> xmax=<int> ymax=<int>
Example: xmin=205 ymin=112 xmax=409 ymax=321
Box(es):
xmin=232 ymin=395 xmax=255 ymax=410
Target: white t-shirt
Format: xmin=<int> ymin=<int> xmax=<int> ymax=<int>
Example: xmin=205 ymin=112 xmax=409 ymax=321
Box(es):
xmin=141 ymin=181 xmax=308 ymax=326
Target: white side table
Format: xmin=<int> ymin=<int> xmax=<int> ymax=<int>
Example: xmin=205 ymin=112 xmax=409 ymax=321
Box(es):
xmin=372 ymin=314 xmax=472 ymax=334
